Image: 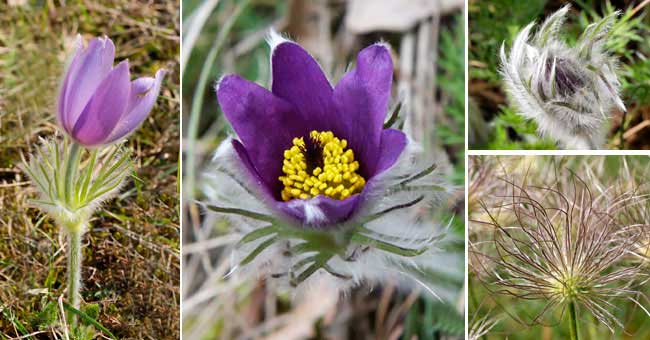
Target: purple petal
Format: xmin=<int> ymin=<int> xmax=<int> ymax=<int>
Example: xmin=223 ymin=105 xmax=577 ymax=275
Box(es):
xmin=71 ymin=60 xmax=131 ymax=146
xmin=271 ymin=42 xmax=337 ymax=133
xmin=60 ymin=36 xmax=115 ymax=133
xmin=57 ymin=35 xmax=84 ymax=130
xmin=217 ymin=74 xmax=304 ymax=197
xmin=106 ymin=69 xmax=166 ymax=143
xmin=232 ymin=140 xmax=359 ymax=226
xmin=333 ymin=44 xmax=393 ymax=177
xmin=276 ymin=194 xmax=361 ymax=226
xmin=375 ymin=128 xmax=407 ymax=175
xmin=231 ymin=139 xmax=277 ymax=200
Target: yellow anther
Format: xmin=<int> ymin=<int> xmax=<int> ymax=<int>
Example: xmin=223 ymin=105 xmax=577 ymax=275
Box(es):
xmin=279 ymin=130 xmax=366 ymax=201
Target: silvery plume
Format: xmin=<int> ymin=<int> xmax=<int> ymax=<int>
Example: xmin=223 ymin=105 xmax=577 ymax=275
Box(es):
xmin=500 ymin=5 xmax=625 ymax=149
xmin=468 ymin=313 xmax=499 ymax=340
xmin=472 ymin=171 xmax=649 ymax=333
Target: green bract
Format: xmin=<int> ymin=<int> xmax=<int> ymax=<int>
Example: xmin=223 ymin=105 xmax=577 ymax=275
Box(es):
xmin=21 ymin=138 xmax=132 ymax=232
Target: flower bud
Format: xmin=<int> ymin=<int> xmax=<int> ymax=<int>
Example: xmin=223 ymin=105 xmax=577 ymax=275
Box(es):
xmin=500 ymin=5 xmax=624 ymax=149
xmin=58 ymin=35 xmax=165 ymax=147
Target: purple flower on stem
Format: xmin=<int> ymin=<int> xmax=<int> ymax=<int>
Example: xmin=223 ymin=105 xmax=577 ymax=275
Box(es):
xmin=203 ymin=33 xmax=458 ymax=294
xmin=217 ymin=34 xmax=405 ymax=226
xmin=58 ymin=35 xmax=165 ymax=147
xmin=24 ymin=33 xmax=164 ymax=324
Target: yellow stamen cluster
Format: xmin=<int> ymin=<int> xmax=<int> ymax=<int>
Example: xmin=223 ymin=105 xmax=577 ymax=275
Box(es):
xmin=279 ymin=130 xmax=366 ymax=201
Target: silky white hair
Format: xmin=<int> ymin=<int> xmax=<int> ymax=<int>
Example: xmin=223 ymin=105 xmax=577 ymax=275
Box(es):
xmin=500 ymin=5 xmax=624 ymax=149
xmin=200 ymin=136 xmax=462 ymax=301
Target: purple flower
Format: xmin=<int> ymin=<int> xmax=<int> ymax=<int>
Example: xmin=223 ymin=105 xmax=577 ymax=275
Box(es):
xmin=216 ymin=36 xmax=406 ymax=226
xmin=58 ymin=35 xmax=165 ymax=147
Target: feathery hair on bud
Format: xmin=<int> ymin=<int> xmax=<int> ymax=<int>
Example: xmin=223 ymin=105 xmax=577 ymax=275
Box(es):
xmin=471 ymin=170 xmax=649 ymax=333
xmin=21 ymin=137 xmax=132 ymax=232
xmin=21 ymin=136 xmax=133 ymax=319
xmin=500 ymin=5 xmax=624 ymax=149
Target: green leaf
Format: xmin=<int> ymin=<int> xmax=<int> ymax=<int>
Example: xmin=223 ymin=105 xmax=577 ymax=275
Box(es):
xmin=238 ymin=225 xmax=278 ymax=244
xmin=31 ymin=301 xmax=57 ymax=329
xmin=351 ymin=233 xmax=428 ymax=257
xmin=63 ymin=302 xmax=117 ymax=340
xmin=2 ymin=308 xmax=32 ymax=339
xmin=240 ymin=236 xmax=278 ymax=265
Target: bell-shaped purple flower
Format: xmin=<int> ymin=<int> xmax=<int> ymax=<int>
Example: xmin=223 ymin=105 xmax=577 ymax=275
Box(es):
xmin=58 ymin=35 xmax=165 ymax=147
xmin=216 ymin=35 xmax=406 ymax=226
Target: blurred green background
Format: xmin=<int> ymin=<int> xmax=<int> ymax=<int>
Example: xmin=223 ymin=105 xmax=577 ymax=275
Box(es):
xmin=469 ymin=0 xmax=650 ymax=150
xmin=181 ymin=0 xmax=465 ymax=338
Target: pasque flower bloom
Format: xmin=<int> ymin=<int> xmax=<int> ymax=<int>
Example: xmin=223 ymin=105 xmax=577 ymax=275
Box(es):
xmin=500 ymin=5 xmax=624 ymax=149
xmin=23 ymin=34 xmax=163 ymax=324
xmin=58 ymin=35 xmax=165 ymax=146
xmin=216 ymin=34 xmax=405 ymax=227
xmin=204 ymin=33 xmax=460 ymax=295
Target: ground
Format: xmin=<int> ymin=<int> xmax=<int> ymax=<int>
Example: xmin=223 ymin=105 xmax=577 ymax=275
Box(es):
xmin=0 ymin=1 xmax=180 ymax=339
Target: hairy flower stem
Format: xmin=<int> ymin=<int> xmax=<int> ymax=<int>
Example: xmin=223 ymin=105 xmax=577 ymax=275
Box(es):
xmin=67 ymin=228 xmax=82 ymax=325
xmin=569 ymin=300 xmax=580 ymax=340
xmin=65 ymin=142 xmax=81 ymax=204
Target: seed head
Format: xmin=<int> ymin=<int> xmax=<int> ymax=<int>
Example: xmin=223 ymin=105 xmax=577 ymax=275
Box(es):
xmin=472 ymin=170 xmax=648 ymax=331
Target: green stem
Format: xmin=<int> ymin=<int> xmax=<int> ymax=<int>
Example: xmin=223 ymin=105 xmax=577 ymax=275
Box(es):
xmin=619 ymin=108 xmax=628 ymax=150
xmin=185 ymin=0 xmax=250 ymax=203
xmin=65 ymin=142 xmax=82 ymax=206
xmin=568 ymin=300 xmax=579 ymax=340
xmin=67 ymin=229 xmax=83 ymax=326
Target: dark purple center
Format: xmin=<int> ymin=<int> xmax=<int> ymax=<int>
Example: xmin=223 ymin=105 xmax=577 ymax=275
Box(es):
xmin=545 ymin=58 xmax=584 ymax=97
xmin=301 ymin=134 xmax=325 ymax=174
